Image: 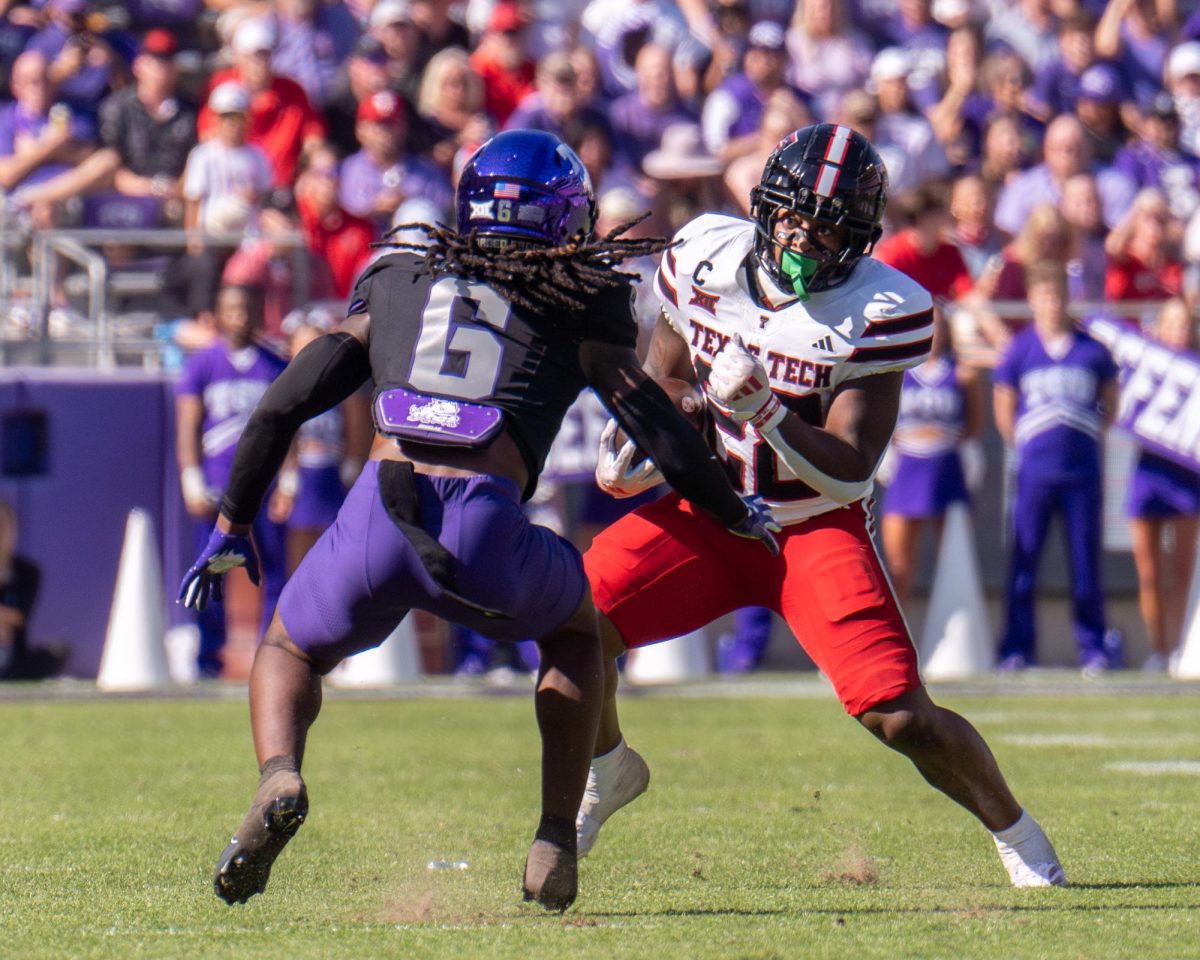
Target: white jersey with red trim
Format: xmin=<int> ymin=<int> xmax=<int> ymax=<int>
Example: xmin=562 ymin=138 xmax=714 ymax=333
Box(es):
xmin=653 ymin=213 xmax=934 ymax=525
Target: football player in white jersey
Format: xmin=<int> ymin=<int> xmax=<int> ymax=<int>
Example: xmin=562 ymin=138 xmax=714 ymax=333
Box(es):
xmin=580 ymin=123 xmax=1066 ymax=888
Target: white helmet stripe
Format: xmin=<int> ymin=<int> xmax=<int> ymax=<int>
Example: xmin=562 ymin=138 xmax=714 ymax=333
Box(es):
xmin=823 ymin=124 xmax=852 ymax=165
xmin=814 ymin=163 xmax=841 ymax=197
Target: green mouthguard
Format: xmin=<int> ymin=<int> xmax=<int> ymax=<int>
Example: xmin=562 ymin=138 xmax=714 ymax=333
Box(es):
xmin=780 ymin=249 xmax=819 ymax=300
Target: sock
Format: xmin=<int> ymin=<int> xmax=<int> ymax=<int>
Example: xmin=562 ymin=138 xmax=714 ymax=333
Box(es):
xmin=259 ymin=754 xmax=300 ymax=779
xmin=536 ymin=814 xmax=577 ymax=853
xmin=592 ymin=737 xmax=627 ymax=770
xmin=991 ymin=809 xmax=1034 ymax=844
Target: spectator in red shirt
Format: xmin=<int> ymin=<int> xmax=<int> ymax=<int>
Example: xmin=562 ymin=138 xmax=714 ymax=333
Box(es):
xmin=469 ymin=2 xmax=536 ymax=128
xmin=1105 ymin=188 xmax=1184 ymax=320
xmin=874 ymin=184 xmax=973 ymax=303
xmin=198 ymin=17 xmax=327 ymax=189
xmin=294 ymin=144 xmax=374 ymax=300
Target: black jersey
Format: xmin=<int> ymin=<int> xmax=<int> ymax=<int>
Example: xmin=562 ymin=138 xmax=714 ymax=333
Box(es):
xmin=349 ymin=252 xmax=639 ymax=490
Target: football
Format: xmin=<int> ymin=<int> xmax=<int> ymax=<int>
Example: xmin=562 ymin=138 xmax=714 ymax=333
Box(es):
xmin=612 ymin=377 xmax=709 ymax=461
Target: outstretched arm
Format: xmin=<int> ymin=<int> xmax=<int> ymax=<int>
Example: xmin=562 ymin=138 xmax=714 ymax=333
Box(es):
xmin=580 ymin=338 xmax=771 ymax=546
xmin=219 ymin=314 xmax=372 ymax=528
xmin=179 ymin=315 xmax=372 ymax=610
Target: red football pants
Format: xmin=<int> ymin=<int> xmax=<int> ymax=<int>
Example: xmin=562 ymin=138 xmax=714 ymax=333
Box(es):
xmin=584 ymin=494 xmax=921 ymax=715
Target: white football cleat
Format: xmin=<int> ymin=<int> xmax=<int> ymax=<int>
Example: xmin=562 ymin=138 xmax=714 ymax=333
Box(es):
xmin=576 ymin=740 xmax=650 ymax=858
xmin=992 ymin=812 xmax=1067 ymax=888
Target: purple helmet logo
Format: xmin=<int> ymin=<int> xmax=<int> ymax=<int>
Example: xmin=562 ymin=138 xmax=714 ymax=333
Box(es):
xmin=456 ymin=130 xmax=596 ymax=246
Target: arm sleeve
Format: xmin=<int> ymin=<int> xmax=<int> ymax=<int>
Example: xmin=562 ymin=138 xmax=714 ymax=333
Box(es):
xmin=220 ymin=332 xmax=372 ymax=523
xmin=581 ymin=281 xmax=640 ymax=348
xmin=606 ymin=379 xmax=747 ymax=527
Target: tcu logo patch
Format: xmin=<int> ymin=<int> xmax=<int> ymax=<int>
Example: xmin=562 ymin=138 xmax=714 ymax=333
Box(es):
xmin=688 ymin=285 xmax=720 ymax=316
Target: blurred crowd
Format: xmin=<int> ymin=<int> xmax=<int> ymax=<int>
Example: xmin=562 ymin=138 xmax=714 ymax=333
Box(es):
xmin=1 ymin=0 xmax=1200 ymax=354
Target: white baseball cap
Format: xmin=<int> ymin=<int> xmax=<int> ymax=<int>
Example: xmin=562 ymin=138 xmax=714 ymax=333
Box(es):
xmin=642 ymin=123 xmax=723 ymax=180
xmin=870 ymin=47 xmax=912 ymax=84
xmin=1168 ymin=42 xmax=1200 ymax=83
xmin=370 ymin=0 xmax=414 ymax=29
xmin=931 ymin=0 xmax=970 ymax=25
xmin=208 ymin=81 xmax=250 ymax=114
xmin=747 ymin=21 xmax=786 ymax=52
xmin=233 ymin=17 xmax=277 ymax=55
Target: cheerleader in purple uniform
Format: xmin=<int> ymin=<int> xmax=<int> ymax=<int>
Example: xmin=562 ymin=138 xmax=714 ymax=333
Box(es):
xmin=880 ymin=311 xmax=985 ymax=604
xmin=272 ymin=322 xmax=373 ymax=572
xmin=1127 ymin=298 xmax=1200 ymax=671
xmin=992 ymin=263 xmax=1119 ymax=672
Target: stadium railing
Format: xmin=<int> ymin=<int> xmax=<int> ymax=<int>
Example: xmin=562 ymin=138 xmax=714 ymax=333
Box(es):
xmin=12 ymin=226 xmax=308 ymax=369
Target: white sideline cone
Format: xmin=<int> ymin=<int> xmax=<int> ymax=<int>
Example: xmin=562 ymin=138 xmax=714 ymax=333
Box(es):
xmin=919 ymin=502 xmax=994 ymax=679
xmin=625 ymin=628 xmax=710 ymax=685
xmin=329 ymin=616 xmax=422 ymax=687
xmin=97 ymin=509 xmax=171 ymax=691
xmin=1171 ymin=533 xmax=1200 ymax=679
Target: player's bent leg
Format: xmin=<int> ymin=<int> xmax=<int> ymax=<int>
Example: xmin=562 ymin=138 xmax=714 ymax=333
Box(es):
xmin=214 ymin=617 xmax=324 ymax=905
xmin=857 ymin=687 xmax=1066 ymax=887
xmin=523 ymin=588 xmax=604 ymax=911
xmin=214 ymin=754 xmax=309 ymax=905
xmin=576 ymin=613 xmax=651 ymax=860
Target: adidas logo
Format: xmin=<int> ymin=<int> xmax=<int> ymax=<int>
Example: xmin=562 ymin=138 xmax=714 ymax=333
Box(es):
xmin=811 ymin=335 xmax=833 ymax=352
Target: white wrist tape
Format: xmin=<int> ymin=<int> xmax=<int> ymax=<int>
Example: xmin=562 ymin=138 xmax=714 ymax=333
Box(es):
xmin=747 ymin=393 xmax=786 ymax=432
xmin=276 ymin=469 xmax=300 ymax=497
xmin=181 ymin=466 xmax=208 ymax=504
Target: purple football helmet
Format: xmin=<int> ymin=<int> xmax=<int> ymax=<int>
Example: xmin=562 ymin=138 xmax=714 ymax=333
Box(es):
xmin=456 ymin=130 xmax=596 ymax=246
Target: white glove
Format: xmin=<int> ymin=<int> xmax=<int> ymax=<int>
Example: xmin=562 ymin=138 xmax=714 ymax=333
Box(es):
xmin=706 ymin=334 xmax=785 ymax=431
xmin=960 ymin=437 xmax=985 ymax=493
xmin=595 ymin=419 xmax=663 ymax=499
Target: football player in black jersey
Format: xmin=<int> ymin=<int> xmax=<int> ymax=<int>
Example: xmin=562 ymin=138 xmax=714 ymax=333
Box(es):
xmin=179 ymin=130 xmax=779 ymax=912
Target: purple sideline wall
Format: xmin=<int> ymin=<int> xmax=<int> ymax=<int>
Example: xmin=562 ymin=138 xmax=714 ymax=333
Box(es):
xmin=0 ymin=370 xmax=190 ymax=678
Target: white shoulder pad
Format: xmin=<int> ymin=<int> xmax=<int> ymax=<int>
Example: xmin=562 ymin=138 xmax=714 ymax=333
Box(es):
xmin=654 ymin=213 xmax=754 ymax=336
xmin=843 ymin=260 xmax=935 ymax=375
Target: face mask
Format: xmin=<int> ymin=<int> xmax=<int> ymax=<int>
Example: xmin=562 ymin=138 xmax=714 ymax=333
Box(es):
xmin=780 ymin=248 xmax=819 ymax=300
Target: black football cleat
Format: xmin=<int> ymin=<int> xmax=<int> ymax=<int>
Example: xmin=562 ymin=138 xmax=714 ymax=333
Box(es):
xmin=213 ymin=759 xmax=308 ymax=905
xmin=522 ymin=838 xmax=577 ymax=912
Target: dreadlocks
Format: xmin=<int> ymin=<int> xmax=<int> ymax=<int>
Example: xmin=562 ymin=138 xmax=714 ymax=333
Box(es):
xmin=376 ymin=215 xmax=671 ymax=315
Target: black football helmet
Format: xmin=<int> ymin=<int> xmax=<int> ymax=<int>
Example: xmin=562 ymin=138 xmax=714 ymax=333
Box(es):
xmin=749 ymin=123 xmax=888 ymax=295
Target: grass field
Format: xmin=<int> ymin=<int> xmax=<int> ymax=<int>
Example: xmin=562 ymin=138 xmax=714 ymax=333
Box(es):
xmin=2 ymin=678 xmax=1199 ymax=960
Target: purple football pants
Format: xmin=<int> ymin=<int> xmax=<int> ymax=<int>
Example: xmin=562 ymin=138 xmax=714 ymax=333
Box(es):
xmin=276 ymin=461 xmax=586 ymax=669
